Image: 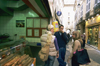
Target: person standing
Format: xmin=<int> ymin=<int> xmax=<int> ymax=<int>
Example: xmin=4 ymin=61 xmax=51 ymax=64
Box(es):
xmin=40 ymin=24 xmax=59 ymax=66
xmin=67 ymin=33 xmax=70 ymax=42
xmin=67 ymin=31 xmax=84 ymax=66
xmin=83 ymin=33 xmax=86 ymax=48
xmin=54 ymin=25 xmax=68 ymax=66
xmin=81 ymin=33 xmax=86 ymax=48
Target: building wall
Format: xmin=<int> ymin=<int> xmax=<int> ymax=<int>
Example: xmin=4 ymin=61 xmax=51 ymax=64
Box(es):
xmin=90 ymin=0 xmax=95 ymax=15
xmin=62 ymin=6 xmax=75 ymax=33
xmin=83 ymin=0 xmax=86 ymax=19
xmin=0 ymin=8 xmax=41 ymax=42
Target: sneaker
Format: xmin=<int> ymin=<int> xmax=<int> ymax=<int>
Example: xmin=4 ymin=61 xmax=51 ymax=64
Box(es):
xmin=66 ymin=64 xmax=68 ymax=66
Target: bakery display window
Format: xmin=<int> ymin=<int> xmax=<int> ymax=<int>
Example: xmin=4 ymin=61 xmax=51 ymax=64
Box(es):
xmin=0 ymin=40 xmax=36 ymax=66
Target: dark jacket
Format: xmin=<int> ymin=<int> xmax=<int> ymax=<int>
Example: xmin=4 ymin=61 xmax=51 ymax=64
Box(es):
xmin=54 ymin=31 xmax=68 ymax=48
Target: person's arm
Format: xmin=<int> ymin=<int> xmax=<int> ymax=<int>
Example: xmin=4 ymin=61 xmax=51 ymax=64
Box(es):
xmin=62 ymin=32 xmax=68 ymax=44
xmin=62 ymin=32 xmax=67 ymax=39
xmin=67 ymin=40 xmax=79 ymax=60
xmin=54 ymin=37 xmax=59 ymax=58
xmin=54 ymin=37 xmax=59 ymax=51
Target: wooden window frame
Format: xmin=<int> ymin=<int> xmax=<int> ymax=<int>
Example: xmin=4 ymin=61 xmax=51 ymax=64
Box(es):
xmin=26 ymin=17 xmax=48 ymax=37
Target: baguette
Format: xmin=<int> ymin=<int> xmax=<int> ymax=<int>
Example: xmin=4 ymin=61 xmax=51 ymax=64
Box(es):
xmin=23 ymin=58 xmax=33 ymax=66
xmin=12 ymin=57 xmax=21 ymax=66
xmin=18 ymin=55 xmax=29 ymax=64
xmin=18 ymin=64 xmax=22 ymax=66
xmin=27 ymin=59 xmax=33 ymax=66
xmin=0 ymin=54 xmax=14 ymax=64
xmin=17 ymin=54 xmax=26 ymax=64
xmin=4 ymin=55 xmax=20 ymax=66
xmin=21 ymin=57 xmax=30 ymax=65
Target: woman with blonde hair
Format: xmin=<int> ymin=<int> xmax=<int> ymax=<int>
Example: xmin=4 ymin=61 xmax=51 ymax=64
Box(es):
xmin=40 ymin=24 xmax=59 ymax=66
xmin=67 ymin=31 xmax=84 ymax=66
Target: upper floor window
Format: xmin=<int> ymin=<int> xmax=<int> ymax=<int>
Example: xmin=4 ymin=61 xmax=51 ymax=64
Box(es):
xmin=81 ymin=5 xmax=83 ymax=17
xmin=68 ymin=22 xmax=70 ymax=25
xmin=95 ymin=0 xmax=100 ymax=6
xmin=95 ymin=0 xmax=98 ymax=4
xmin=68 ymin=12 xmax=70 ymax=16
xmin=86 ymin=0 xmax=90 ymax=13
xmin=75 ymin=12 xmax=77 ymax=20
xmin=68 ymin=17 xmax=70 ymax=20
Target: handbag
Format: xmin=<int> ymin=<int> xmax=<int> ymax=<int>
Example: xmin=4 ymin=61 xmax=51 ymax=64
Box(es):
xmin=73 ymin=40 xmax=91 ymax=65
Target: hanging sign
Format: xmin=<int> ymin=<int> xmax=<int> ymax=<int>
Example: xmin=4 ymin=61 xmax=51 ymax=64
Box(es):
xmin=57 ymin=11 xmax=62 ymax=16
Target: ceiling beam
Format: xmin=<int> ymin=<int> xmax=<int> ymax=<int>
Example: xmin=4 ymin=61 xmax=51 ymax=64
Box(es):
xmin=22 ymin=0 xmax=43 ymax=17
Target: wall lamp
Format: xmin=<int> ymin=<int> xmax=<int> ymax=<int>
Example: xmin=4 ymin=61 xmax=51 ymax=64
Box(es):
xmin=96 ymin=14 xmax=99 ymax=16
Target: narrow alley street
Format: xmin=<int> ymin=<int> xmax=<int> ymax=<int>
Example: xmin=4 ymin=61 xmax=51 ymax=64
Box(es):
xmin=53 ymin=40 xmax=100 ymax=66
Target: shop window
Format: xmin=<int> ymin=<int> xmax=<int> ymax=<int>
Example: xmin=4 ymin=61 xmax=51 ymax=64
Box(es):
xmin=26 ymin=18 xmax=48 ymax=37
xmin=88 ymin=26 xmax=99 ymax=47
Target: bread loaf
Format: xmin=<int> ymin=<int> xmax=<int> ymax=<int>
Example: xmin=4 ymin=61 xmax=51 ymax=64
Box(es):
xmin=21 ymin=57 xmax=30 ymax=65
xmin=12 ymin=57 xmax=21 ymax=66
xmin=23 ymin=58 xmax=33 ymax=66
xmin=4 ymin=55 xmax=20 ymax=66
xmin=18 ymin=55 xmax=29 ymax=64
xmin=0 ymin=54 xmax=14 ymax=64
xmin=17 ymin=54 xmax=26 ymax=64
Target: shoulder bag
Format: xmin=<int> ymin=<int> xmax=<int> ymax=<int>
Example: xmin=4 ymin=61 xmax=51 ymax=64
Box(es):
xmin=38 ymin=32 xmax=52 ymax=62
xmin=73 ymin=40 xmax=91 ymax=65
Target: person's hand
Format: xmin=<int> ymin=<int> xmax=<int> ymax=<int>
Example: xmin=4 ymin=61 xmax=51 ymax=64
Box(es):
xmin=61 ymin=30 xmax=64 ymax=33
xmin=67 ymin=58 xmax=70 ymax=63
xmin=56 ymin=54 xmax=59 ymax=58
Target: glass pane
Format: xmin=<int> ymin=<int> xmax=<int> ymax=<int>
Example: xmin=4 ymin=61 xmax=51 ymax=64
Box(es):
xmin=68 ymin=12 xmax=70 ymax=16
xmin=98 ymin=0 xmax=100 ymax=3
xmin=41 ymin=19 xmax=48 ymax=28
xmin=89 ymin=3 xmax=90 ymax=9
xmin=42 ymin=29 xmax=47 ymax=34
xmin=27 ymin=29 xmax=32 ymax=36
xmin=27 ymin=19 xmax=33 ymax=27
xmin=86 ymin=5 xmax=87 ymax=11
xmin=34 ymin=29 xmax=39 ymax=36
xmin=95 ymin=0 xmax=97 ymax=4
xmin=87 ymin=0 xmax=88 ymax=3
xmin=34 ymin=19 xmax=40 ymax=28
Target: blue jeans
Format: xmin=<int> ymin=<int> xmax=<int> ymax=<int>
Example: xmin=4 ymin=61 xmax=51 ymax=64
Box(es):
xmin=44 ymin=55 xmax=55 ymax=66
xmin=57 ymin=47 xmax=66 ymax=66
